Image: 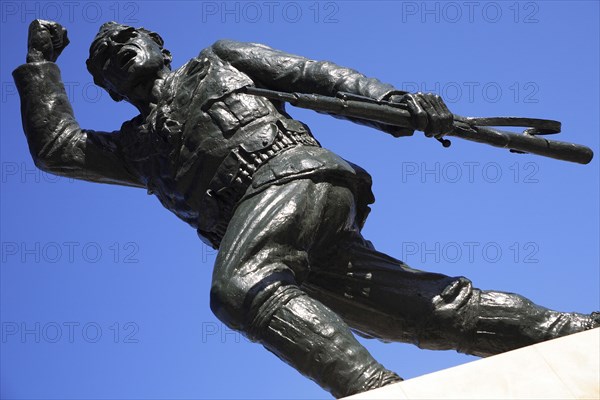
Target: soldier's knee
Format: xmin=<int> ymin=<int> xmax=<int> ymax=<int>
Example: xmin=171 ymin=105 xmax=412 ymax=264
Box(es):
xmin=209 ymin=269 xmax=298 ymax=334
xmin=209 ymin=282 xmax=240 ymax=330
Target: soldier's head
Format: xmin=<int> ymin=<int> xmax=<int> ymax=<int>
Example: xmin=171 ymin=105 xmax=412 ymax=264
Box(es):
xmin=86 ymin=22 xmax=172 ymax=102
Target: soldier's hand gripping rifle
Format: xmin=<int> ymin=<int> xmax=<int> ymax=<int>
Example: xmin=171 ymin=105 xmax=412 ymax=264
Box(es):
xmin=242 ymin=86 xmax=593 ymax=165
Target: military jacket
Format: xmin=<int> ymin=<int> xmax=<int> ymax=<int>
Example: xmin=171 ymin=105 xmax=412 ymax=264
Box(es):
xmin=14 ymin=40 xmax=406 ymax=247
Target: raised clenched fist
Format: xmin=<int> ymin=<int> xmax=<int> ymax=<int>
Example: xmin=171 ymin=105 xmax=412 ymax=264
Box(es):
xmin=26 ymin=19 xmax=69 ymax=63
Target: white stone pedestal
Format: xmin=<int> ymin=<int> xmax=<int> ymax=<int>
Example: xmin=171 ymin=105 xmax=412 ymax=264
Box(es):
xmin=344 ymin=328 xmax=600 ymax=399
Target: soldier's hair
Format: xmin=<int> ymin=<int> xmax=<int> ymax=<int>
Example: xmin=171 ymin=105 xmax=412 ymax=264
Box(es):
xmin=86 ymin=22 xmax=173 ymax=102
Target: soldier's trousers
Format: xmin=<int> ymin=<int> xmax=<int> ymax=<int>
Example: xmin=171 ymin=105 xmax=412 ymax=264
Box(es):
xmin=209 ymin=178 xmax=594 ymax=398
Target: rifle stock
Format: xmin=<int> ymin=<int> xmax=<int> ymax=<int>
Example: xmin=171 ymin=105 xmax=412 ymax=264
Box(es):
xmin=449 ymin=123 xmax=593 ymax=165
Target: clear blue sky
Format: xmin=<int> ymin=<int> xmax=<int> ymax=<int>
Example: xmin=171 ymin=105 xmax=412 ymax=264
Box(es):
xmin=1 ymin=1 xmax=598 ymax=399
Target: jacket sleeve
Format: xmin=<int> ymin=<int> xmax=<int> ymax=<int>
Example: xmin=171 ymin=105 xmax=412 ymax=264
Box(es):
xmin=209 ymin=40 xmax=411 ymax=136
xmin=12 ymin=61 xmax=146 ymax=188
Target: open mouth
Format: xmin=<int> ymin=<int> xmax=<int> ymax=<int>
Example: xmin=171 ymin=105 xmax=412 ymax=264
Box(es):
xmin=118 ymin=48 xmax=137 ymax=69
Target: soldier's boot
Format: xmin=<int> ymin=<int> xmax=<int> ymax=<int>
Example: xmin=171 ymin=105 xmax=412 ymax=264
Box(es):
xmin=590 ymin=312 xmax=600 ymax=328
xmin=436 ymin=280 xmax=599 ymax=357
xmin=245 ymin=285 xmax=402 ymax=398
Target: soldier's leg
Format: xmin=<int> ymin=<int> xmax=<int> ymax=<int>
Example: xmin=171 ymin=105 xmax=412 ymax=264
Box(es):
xmin=209 ymin=179 xmax=401 ymax=398
xmin=303 ymin=237 xmax=599 ymax=357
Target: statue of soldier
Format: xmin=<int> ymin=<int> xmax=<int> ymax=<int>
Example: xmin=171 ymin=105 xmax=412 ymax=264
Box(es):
xmin=14 ymin=20 xmax=599 ymax=398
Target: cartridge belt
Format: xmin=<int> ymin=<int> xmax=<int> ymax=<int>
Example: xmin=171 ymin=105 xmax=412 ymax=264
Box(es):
xmin=198 ymin=119 xmax=320 ymax=249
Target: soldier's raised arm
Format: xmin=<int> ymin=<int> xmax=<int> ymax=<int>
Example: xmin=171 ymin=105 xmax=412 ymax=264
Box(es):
xmin=208 ymin=39 xmax=453 ymax=138
xmin=13 ymin=20 xmax=145 ymax=188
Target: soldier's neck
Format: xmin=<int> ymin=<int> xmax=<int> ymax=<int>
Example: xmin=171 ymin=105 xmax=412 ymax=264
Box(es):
xmin=129 ymin=68 xmax=171 ymax=117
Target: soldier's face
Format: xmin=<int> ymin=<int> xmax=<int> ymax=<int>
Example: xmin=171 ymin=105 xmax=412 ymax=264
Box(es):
xmin=92 ymin=27 xmax=166 ymax=99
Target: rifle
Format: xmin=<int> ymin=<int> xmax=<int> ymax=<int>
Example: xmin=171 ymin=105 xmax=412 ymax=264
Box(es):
xmin=242 ymin=86 xmax=593 ymax=165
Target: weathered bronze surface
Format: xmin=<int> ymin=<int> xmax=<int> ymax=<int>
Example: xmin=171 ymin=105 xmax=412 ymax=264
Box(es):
xmin=14 ymin=20 xmax=599 ymax=398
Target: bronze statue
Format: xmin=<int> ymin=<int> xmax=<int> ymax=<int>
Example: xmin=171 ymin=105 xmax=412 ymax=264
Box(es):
xmin=14 ymin=19 xmax=599 ymax=398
